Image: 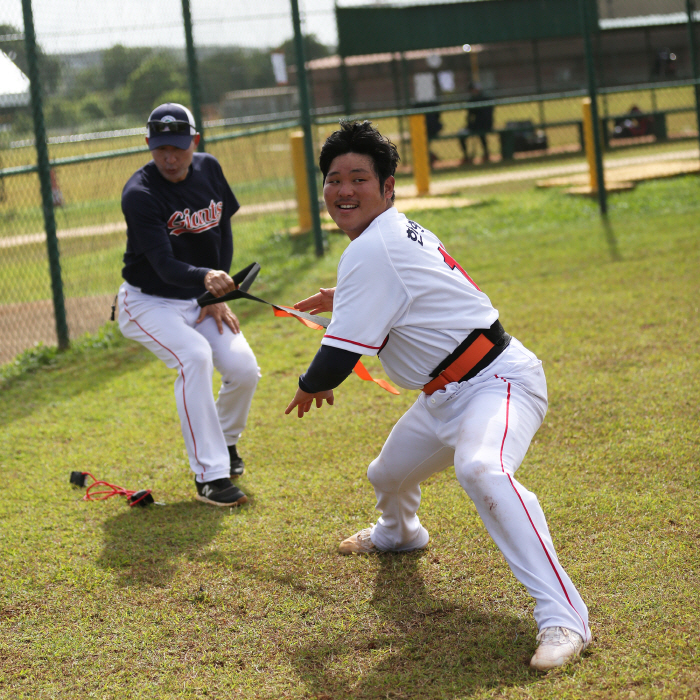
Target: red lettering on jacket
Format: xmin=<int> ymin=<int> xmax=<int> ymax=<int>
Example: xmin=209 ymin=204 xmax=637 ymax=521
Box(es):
xmin=167 ymin=200 xmax=223 ymax=236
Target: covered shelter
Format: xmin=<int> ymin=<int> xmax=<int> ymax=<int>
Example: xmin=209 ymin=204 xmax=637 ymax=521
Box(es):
xmin=0 ymin=49 xmax=30 ymax=111
xmin=302 ymin=1 xmax=698 ymax=115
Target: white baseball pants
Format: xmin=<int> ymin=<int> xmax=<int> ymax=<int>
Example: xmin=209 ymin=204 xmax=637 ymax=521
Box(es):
xmin=118 ymin=282 xmax=260 ymax=483
xmin=368 ymin=339 xmax=590 ymax=641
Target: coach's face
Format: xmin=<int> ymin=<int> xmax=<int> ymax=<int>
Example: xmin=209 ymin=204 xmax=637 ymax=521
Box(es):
xmin=147 ymin=134 xmax=200 ymax=183
xmin=323 ymin=152 xmax=395 ymax=240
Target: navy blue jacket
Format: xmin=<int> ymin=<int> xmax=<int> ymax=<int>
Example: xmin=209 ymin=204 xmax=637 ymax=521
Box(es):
xmin=121 ymin=152 xmax=239 ymax=299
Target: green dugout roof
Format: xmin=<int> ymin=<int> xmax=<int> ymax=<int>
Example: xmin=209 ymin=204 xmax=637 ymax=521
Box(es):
xmin=336 ymin=0 xmax=598 ymax=57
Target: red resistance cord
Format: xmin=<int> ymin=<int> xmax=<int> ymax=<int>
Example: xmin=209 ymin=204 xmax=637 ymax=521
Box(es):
xmin=78 ymin=471 xmax=152 ymax=507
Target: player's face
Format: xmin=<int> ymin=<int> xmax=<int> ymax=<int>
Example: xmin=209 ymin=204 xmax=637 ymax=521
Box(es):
xmin=323 ymin=152 xmax=395 ymax=240
xmin=147 ymin=135 xmax=199 ymax=183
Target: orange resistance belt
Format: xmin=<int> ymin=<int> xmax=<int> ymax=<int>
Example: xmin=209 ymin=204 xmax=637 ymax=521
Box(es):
xmin=422 ymin=334 xmax=495 ymax=395
xmin=272 ymin=307 xmax=399 ymax=395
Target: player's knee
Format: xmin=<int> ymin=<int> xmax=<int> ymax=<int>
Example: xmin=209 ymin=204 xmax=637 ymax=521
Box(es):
xmin=454 ymin=454 xmax=493 ymax=495
xmin=240 ymin=349 xmax=260 ymax=378
xmin=219 ymin=352 xmax=260 ymax=389
xmin=367 ymin=455 xmax=403 ymax=493
xmin=234 ymin=363 xmax=261 ymax=392
xmin=182 ymin=344 xmax=214 ymax=373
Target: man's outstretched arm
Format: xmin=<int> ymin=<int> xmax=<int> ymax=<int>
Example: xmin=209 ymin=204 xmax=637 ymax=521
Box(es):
xmin=285 ymin=344 xmax=360 ymax=418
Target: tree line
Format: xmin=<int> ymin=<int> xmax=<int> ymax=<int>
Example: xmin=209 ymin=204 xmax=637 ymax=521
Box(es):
xmin=0 ymin=25 xmax=331 ymax=134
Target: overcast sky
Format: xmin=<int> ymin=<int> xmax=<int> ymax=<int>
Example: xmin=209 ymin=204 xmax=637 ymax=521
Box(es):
xmin=2 ymin=0 xmax=331 ymax=53
xmin=2 ymin=0 xmax=463 ymax=55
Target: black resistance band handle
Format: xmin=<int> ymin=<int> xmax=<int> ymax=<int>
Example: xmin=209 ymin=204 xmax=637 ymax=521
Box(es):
xmin=196 ymin=262 xmax=330 ymax=328
xmin=197 ymin=262 xmax=260 ymax=307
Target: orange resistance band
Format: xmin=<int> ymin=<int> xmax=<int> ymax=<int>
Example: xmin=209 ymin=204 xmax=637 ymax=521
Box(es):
xmin=272 ymin=307 xmax=400 ymax=395
xmin=422 ymin=334 xmax=495 ymax=395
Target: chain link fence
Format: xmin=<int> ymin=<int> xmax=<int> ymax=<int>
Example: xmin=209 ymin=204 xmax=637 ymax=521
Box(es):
xmin=1 ymin=0 xmax=699 ymax=364
xmin=0 ymin=0 xmax=323 ymax=363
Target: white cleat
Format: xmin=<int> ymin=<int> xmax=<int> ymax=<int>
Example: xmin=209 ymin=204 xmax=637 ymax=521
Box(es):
xmin=338 ymin=526 xmax=429 ymax=554
xmin=530 ymin=626 xmax=588 ymax=671
xmin=339 ymin=528 xmax=377 ymax=554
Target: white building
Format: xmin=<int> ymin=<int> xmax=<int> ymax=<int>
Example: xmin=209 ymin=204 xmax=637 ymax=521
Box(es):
xmin=0 ymin=50 xmax=30 ymax=110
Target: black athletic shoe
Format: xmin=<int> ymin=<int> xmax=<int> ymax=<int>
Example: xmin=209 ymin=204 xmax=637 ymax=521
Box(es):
xmin=194 ymin=477 xmax=247 ymax=507
xmin=228 ymin=444 xmax=246 ymax=478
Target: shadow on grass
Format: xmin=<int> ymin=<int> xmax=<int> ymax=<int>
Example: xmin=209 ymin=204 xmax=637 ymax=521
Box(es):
xmin=96 ymin=500 xmax=239 ymax=587
xmin=0 ymin=341 xmax=155 ymax=429
xmin=602 ymin=214 xmax=622 ymax=262
xmin=290 ymin=553 xmax=538 ymax=699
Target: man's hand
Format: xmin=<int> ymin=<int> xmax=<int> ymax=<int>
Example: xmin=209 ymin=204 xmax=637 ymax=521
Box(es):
xmin=285 ymin=387 xmax=334 ymax=418
xmin=294 ymin=287 xmax=335 ymax=315
xmin=196 ymin=302 xmax=240 ymax=334
xmin=204 ymin=269 xmax=237 ymax=297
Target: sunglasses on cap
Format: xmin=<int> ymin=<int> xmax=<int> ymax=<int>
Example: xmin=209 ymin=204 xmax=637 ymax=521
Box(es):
xmin=147 ymin=120 xmax=193 ymax=135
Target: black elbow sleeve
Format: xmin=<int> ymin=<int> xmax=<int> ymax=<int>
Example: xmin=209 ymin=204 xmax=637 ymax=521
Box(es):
xmin=299 ymin=344 xmax=361 ymax=393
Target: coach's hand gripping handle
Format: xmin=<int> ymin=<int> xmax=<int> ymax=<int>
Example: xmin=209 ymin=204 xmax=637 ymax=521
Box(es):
xmin=197 ymin=261 xmax=330 ymax=328
xmin=197 ymin=262 xmax=260 ymax=307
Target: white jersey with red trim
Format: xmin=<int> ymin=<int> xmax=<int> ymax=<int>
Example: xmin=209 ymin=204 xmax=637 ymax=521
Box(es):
xmin=322 ymin=203 xmax=590 ymax=646
xmin=322 ymin=206 xmax=498 ymax=390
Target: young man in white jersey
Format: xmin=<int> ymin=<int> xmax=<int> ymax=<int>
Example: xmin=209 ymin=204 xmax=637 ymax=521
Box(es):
xmin=285 ymin=121 xmax=590 ymax=672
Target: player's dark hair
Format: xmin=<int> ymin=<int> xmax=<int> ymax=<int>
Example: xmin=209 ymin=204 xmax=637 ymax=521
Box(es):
xmin=319 ymin=121 xmax=400 ymax=202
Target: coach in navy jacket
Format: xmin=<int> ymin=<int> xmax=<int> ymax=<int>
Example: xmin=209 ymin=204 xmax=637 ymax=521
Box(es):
xmin=117 ymin=103 xmax=259 ymax=508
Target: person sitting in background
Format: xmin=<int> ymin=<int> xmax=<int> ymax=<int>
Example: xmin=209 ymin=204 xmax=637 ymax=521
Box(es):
xmin=612 ymin=105 xmax=653 ymax=139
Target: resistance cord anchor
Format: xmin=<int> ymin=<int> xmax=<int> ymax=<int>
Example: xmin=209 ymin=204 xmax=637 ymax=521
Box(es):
xmin=69 ymin=471 xmax=163 ymax=507
xmin=69 ymin=471 xmax=88 ymax=488
xmin=127 ymin=489 xmax=155 ymax=507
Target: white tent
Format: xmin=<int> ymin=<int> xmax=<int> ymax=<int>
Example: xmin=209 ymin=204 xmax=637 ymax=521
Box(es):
xmin=0 ymin=50 xmax=30 ymax=109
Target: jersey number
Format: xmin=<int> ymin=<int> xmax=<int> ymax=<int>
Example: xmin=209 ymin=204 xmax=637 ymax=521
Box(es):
xmin=406 ymin=220 xmax=424 ymax=246
xmin=438 ymin=246 xmax=481 ymax=290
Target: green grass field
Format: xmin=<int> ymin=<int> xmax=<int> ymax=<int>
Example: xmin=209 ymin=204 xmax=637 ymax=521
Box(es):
xmin=0 ymin=175 xmax=699 ymax=699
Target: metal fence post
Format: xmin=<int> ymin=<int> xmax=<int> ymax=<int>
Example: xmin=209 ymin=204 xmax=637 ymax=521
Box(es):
xmin=579 ymin=0 xmax=607 ymax=215
xmin=290 ymin=0 xmax=324 ymax=257
xmin=21 ymin=0 xmax=69 ymax=350
xmin=334 ymin=0 xmax=352 ymax=115
xmin=582 ymin=98 xmax=599 ymax=193
xmin=339 ymin=57 xmax=353 ymax=115
xmin=686 ymin=0 xmax=700 ymax=156
xmin=532 ymin=40 xmax=546 ymax=125
xmin=181 ymin=0 xmax=205 ymax=152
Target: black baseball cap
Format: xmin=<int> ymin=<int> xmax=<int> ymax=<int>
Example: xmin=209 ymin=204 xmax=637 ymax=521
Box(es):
xmin=146 ymin=103 xmax=197 ymax=150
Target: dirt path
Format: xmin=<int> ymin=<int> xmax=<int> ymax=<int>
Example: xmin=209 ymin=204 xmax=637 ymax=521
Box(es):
xmin=0 ymin=200 xmax=297 ymax=250
xmin=4 ymin=147 xmax=697 ymax=251
xmin=395 ymin=147 xmax=699 ymax=196
xmin=0 ymin=294 xmax=114 ymax=365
